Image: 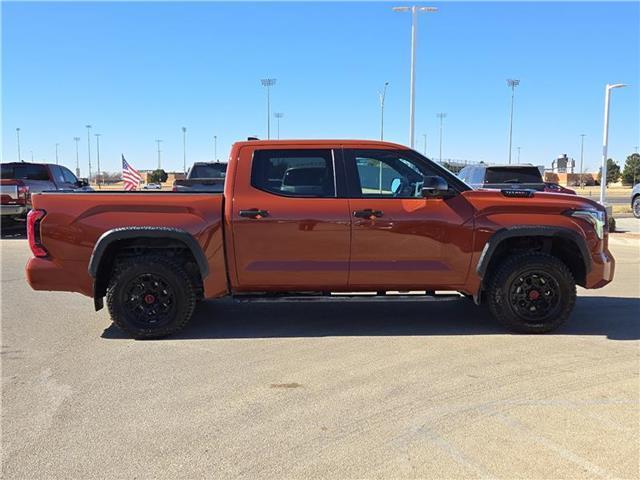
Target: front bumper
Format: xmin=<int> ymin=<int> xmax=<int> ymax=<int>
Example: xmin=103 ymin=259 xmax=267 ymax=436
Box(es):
xmin=585 ymin=248 xmax=615 ymax=289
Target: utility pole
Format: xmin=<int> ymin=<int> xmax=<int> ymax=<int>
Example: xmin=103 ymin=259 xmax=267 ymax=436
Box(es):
xmin=16 ymin=128 xmax=22 ymax=162
xmin=579 ymin=134 xmax=586 ymax=187
xmin=182 ymin=127 xmax=187 ymax=173
xmin=392 ymin=6 xmax=438 ymax=148
xmin=507 ymin=79 xmax=520 ymax=164
xmin=55 ymin=143 xmax=59 ymax=165
xmin=156 ymin=139 xmax=162 ymax=169
xmin=260 ymin=78 xmax=277 ymax=139
xmin=378 ymin=82 xmax=389 ymax=140
xmin=74 ymin=137 xmax=81 ymax=177
xmin=95 ymin=134 xmax=101 ymax=188
xmin=600 ymin=83 xmax=628 ymax=205
xmin=85 ymin=125 xmax=92 ymax=183
xmin=274 ymin=113 xmax=284 ymax=139
xmin=437 ymin=112 xmax=447 ymax=163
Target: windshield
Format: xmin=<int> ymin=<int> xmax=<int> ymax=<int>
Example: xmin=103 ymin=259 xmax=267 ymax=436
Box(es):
xmin=484 ymin=166 xmax=542 ymax=184
xmin=190 ymin=164 xmax=227 ymax=178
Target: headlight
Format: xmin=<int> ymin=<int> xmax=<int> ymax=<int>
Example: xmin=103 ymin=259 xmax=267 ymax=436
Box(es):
xmin=568 ymin=209 xmax=606 ymax=239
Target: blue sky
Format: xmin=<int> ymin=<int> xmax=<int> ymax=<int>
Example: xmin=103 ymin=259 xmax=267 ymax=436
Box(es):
xmin=2 ymin=1 xmax=639 ymax=176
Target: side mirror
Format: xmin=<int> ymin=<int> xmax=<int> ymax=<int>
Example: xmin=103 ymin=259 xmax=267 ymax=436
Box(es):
xmin=421 ymin=175 xmax=450 ymax=198
xmin=79 ymin=178 xmax=89 ymax=187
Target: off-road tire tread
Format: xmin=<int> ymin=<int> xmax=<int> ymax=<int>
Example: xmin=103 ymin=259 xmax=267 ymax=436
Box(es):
xmin=106 ymin=255 xmax=196 ymax=339
xmin=487 ymin=252 xmax=576 ymax=334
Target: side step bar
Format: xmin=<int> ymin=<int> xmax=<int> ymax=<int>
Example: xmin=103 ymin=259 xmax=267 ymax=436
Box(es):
xmin=233 ymin=292 xmax=463 ymax=303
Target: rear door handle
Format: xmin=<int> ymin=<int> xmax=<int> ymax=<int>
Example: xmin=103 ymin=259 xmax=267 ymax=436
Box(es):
xmin=239 ymin=209 xmax=269 ymax=219
xmin=353 ymin=209 xmax=384 ymax=219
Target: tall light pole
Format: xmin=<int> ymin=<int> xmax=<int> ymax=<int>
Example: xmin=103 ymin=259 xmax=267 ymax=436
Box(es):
xmin=393 ymin=5 xmax=438 ymax=149
xmin=423 ymin=133 xmax=427 ymax=155
xmin=378 ymin=82 xmax=389 ymax=140
xmin=16 ymin=128 xmax=22 ymax=162
xmin=506 ymin=79 xmax=520 ymax=164
xmin=85 ymin=125 xmax=92 ymax=183
xmin=213 ymin=135 xmax=218 ymax=162
xmin=274 ymin=112 xmax=284 ymax=139
xmin=156 ymin=139 xmax=162 ymax=169
xmin=182 ymin=127 xmax=187 ymax=173
xmin=55 ymin=143 xmax=59 ymax=165
xmin=517 ymin=146 xmax=521 ymax=164
xmin=600 ymin=83 xmax=628 ymax=205
xmin=260 ymin=78 xmax=277 ymax=139
xmin=73 ymin=137 xmax=81 ymax=177
xmin=579 ymin=134 xmax=586 ymax=187
xmin=95 ymin=134 xmax=101 ymax=188
xmin=437 ymin=112 xmax=447 ymax=163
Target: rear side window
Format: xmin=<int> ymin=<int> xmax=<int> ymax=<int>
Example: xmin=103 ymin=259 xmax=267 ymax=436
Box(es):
xmin=251 ymin=149 xmax=335 ymax=198
xmin=484 ymin=167 xmax=542 ymax=184
xmin=0 ymin=164 xmax=49 ymax=181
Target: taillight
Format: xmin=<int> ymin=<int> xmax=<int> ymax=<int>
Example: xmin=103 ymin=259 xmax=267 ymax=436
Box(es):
xmin=17 ymin=184 xmax=30 ymax=206
xmin=27 ymin=209 xmax=48 ymax=257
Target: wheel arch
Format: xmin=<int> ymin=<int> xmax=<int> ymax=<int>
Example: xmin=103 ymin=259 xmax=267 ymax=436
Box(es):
xmin=89 ymin=227 xmax=209 ymax=310
xmin=477 ymin=226 xmax=591 ymax=289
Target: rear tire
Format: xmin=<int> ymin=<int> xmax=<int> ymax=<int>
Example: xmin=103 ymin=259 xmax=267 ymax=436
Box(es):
xmin=106 ymin=255 xmax=196 ymax=339
xmin=487 ymin=253 xmax=576 ymax=333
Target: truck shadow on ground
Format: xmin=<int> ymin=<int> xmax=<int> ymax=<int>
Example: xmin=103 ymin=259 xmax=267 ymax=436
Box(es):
xmin=102 ymin=296 xmax=640 ymax=341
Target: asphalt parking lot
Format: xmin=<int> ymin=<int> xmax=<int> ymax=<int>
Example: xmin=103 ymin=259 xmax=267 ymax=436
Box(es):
xmin=2 ymin=221 xmax=639 ymax=479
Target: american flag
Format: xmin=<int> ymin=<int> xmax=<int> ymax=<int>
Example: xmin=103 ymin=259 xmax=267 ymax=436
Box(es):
xmin=122 ymin=155 xmax=142 ymax=191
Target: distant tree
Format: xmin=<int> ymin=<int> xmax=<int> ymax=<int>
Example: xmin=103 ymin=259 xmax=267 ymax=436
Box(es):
xmin=621 ymin=153 xmax=640 ymax=185
xmin=148 ymin=169 xmax=168 ymax=183
xmin=597 ymin=158 xmax=620 ymax=185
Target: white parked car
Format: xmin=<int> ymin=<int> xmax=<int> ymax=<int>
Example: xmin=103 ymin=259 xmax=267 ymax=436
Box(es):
xmin=142 ymin=183 xmax=162 ymax=190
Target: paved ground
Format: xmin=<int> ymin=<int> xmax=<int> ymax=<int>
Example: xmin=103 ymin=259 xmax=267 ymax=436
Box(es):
xmin=1 ymin=224 xmax=639 ymax=479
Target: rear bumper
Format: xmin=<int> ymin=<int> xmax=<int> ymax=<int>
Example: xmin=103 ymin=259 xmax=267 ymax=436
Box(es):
xmin=26 ymin=257 xmax=93 ymax=297
xmin=1 ymin=205 xmax=28 ymax=216
xmin=585 ymin=248 xmax=615 ymax=289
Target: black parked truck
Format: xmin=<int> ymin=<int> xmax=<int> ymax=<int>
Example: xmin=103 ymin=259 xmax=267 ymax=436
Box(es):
xmin=172 ymin=162 xmax=227 ymax=192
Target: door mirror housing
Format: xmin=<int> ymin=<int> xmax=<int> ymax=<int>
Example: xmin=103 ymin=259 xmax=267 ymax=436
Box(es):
xmin=421 ymin=175 xmax=450 ymax=198
xmin=78 ymin=178 xmax=89 ymax=187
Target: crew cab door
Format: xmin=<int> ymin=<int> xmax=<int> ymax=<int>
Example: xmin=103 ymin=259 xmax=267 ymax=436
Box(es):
xmin=231 ymin=147 xmax=351 ymax=291
xmin=343 ymin=148 xmax=475 ymax=288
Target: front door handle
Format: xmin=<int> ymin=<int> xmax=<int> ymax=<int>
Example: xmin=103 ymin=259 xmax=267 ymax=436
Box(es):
xmin=239 ymin=209 xmax=269 ymax=219
xmin=353 ymin=209 xmax=384 ymax=219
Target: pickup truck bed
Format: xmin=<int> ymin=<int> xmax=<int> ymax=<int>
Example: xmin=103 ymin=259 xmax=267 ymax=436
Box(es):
xmin=25 ymin=139 xmax=614 ymax=339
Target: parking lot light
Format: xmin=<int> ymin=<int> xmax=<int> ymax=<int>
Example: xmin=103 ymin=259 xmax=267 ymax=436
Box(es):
xmin=600 ymin=83 xmax=628 ymax=205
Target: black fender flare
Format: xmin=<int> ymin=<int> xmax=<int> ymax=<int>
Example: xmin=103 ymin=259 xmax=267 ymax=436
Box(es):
xmin=88 ymin=227 xmax=209 ymax=279
xmin=476 ymin=226 xmax=591 ymax=279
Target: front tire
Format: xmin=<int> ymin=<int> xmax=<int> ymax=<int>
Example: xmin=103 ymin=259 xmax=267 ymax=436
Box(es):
xmin=487 ymin=253 xmax=576 ymax=333
xmin=106 ymin=255 xmax=196 ymax=339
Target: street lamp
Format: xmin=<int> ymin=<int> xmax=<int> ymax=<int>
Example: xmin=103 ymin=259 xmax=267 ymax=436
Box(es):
xmin=95 ymin=134 xmax=101 ymax=188
xmin=393 ymin=5 xmax=438 ymax=149
xmin=506 ymin=79 xmax=520 ymax=164
xmin=156 ymin=139 xmax=162 ymax=169
xmin=274 ymin=112 xmax=284 ymax=139
xmin=378 ymin=82 xmax=389 ymax=140
xmin=600 ymin=83 xmax=628 ymax=205
xmin=55 ymin=143 xmax=59 ymax=165
xmin=436 ymin=112 xmax=447 ymax=163
xmin=182 ymin=127 xmax=187 ymax=173
xmin=73 ymin=137 xmax=81 ymax=177
xmin=85 ymin=125 xmax=92 ymax=183
xmin=16 ymin=128 xmax=21 ymax=162
xmin=260 ymin=78 xmax=277 ymax=139
xmin=579 ymin=134 xmax=586 ymax=187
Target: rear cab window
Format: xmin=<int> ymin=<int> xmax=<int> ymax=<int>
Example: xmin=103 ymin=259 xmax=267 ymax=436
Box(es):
xmin=251 ymin=149 xmax=336 ymax=198
xmin=0 ymin=164 xmax=50 ymax=181
xmin=484 ymin=166 xmax=543 ymax=184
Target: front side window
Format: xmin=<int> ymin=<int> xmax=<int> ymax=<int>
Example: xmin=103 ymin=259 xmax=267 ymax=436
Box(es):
xmin=251 ymin=149 xmax=335 ymax=198
xmin=346 ymin=149 xmax=440 ymax=198
xmin=61 ymin=167 xmax=78 ymax=184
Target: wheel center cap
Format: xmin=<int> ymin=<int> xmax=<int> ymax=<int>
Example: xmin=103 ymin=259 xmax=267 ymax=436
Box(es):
xmin=144 ymin=294 xmax=156 ymax=304
xmin=528 ymin=290 xmax=540 ymax=301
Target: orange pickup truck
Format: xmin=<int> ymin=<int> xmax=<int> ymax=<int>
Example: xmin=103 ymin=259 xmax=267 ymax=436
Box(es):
xmin=26 ymin=139 xmax=614 ymax=338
